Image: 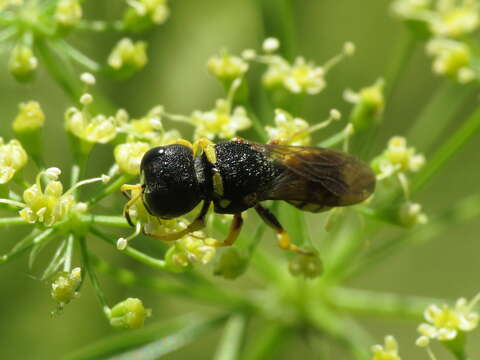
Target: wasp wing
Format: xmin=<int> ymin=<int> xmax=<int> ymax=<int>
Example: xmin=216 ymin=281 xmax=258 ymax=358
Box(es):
xmin=249 ymin=142 xmax=376 ymax=207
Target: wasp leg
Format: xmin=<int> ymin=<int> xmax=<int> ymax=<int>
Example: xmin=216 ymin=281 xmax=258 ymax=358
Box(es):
xmin=254 ymin=204 xmax=312 ymax=255
xmin=120 ymin=184 xmax=143 ymax=227
xmin=205 ymin=213 xmax=243 ymax=247
xmin=192 ymin=138 xmax=217 ymax=163
xmin=144 ymin=200 xmax=211 ymax=242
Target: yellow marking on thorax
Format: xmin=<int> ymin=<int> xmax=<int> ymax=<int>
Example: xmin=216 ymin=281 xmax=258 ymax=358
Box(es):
xmin=193 ymin=138 xmax=217 ymax=163
xmin=212 ymin=169 xmax=224 ymax=196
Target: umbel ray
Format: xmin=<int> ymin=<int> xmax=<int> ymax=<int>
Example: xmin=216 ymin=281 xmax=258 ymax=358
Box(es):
xmin=121 ymin=136 xmax=376 ymax=255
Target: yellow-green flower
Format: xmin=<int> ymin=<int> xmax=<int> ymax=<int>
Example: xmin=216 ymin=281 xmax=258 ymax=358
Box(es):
xmin=108 ymin=297 xmax=151 ymax=329
xmin=344 ymin=79 xmax=385 ymax=131
xmin=51 ymin=268 xmax=82 ymax=305
xmin=266 ymin=109 xmax=310 ymax=146
xmin=426 ymin=38 xmax=475 ymax=83
xmin=126 ymin=0 xmax=169 ymax=25
xmin=65 ymin=108 xmax=118 ymax=144
xmin=284 ymin=57 xmax=326 ymax=95
xmin=191 ymin=99 xmax=251 ymax=140
xmin=430 ymin=0 xmax=479 ymax=37
xmin=399 ymin=201 xmax=428 ymax=227
xmin=108 ymin=38 xmax=148 ymax=74
xmin=417 ymin=296 xmax=480 ymax=345
xmin=9 ymin=44 xmax=38 ymax=82
xmin=19 ymin=179 xmax=75 ymax=226
xmin=372 ymin=136 xmax=425 ymax=179
xmin=0 ymin=138 xmax=28 ymax=184
xmin=262 ymin=55 xmax=291 ymax=89
xmin=165 ymin=233 xmax=217 ymax=270
xmin=55 ymin=0 xmax=82 ymax=27
xmin=371 ymin=335 xmax=401 ymax=360
xmin=12 ymin=101 xmax=45 ymax=133
xmin=114 ymin=142 xmax=150 ymax=175
xmin=207 ymin=51 xmax=249 ymax=81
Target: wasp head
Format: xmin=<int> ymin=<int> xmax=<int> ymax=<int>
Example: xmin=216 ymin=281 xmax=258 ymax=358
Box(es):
xmin=140 ymin=144 xmax=203 ymax=219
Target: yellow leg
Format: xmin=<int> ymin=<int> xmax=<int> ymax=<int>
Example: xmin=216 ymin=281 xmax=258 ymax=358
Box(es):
xmin=193 ymin=138 xmax=217 ymax=163
xmin=145 ymin=200 xmax=211 ymax=242
xmin=255 ymin=204 xmax=312 ymax=255
xmin=205 ymin=213 xmax=243 ymax=247
xmin=120 ymin=184 xmax=144 ymax=227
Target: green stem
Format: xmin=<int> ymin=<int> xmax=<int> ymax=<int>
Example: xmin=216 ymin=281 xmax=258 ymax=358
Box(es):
xmin=384 ymin=30 xmax=416 ymax=103
xmin=305 ymin=302 xmax=371 ymax=360
xmin=35 ymin=39 xmax=82 ymax=101
xmin=78 ymin=236 xmax=110 ymax=316
xmin=214 ymin=314 xmax=248 ymax=360
xmin=407 ymin=81 xmax=478 ymax=153
xmin=0 ymin=228 xmax=56 ymax=264
xmin=0 ymin=217 xmax=28 ymax=227
xmin=412 ymin=107 xmax=480 ymax=193
xmin=353 ymin=193 xmax=480 ymax=277
xmin=79 ymin=214 xmax=130 ymax=228
xmin=91 ymin=227 xmax=167 ymax=270
xmin=327 ymin=287 xmax=438 ymax=319
xmin=93 ymin=255 xmax=251 ymax=309
xmin=242 ymin=322 xmax=291 ymax=360
xmin=88 ymin=174 xmax=133 ymax=206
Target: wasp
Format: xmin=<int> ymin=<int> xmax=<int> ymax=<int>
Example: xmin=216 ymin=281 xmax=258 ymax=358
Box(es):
xmin=121 ymin=137 xmax=376 ymax=254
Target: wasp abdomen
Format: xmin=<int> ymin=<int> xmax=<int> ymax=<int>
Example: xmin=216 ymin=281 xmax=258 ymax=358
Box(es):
xmin=212 ymin=141 xmax=281 ymax=214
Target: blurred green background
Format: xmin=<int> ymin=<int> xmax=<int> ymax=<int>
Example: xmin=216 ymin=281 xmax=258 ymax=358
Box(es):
xmin=1 ymin=1 xmax=480 ymax=359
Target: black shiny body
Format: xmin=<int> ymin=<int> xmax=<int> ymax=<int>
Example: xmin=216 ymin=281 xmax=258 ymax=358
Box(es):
xmin=211 ymin=141 xmax=282 ymax=214
xmin=139 ymin=139 xmax=376 ymax=219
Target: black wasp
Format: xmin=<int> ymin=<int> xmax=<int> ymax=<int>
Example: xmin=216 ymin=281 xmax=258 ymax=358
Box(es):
xmin=122 ymin=137 xmax=376 ymax=254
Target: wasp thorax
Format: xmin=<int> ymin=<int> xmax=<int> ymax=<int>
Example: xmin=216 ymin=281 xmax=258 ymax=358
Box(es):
xmin=140 ymin=144 xmax=203 ymax=219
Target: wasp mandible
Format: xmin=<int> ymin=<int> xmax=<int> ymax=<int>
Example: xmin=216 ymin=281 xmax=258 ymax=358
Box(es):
xmin=121 ymin=137 xmax=376 ymax=254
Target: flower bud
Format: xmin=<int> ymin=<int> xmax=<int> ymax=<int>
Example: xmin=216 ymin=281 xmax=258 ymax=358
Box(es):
xmin=12 ymin=101 xmax=45 ymax=133
xmin=107 ymin=38 xmax=148 ymax=78
xmin=123 ymin=0 xmax=169 ymax=32
xmin=55 ymin=0 xmax=82 ymax=27
xmin=108 ymin=297 xmax=151 ymax=329
xmin=51 ymin=267 xmax=82 ymax=306
xmin=207 ymin=52 xmax=249 ymax=82
xmin=0 ymin=138 xmax=28 ymax=184
xmin=345 ymin=79 xmax=385 ymax=132
xmin=114 ymin=142 xmax=150 ymax=175
xmin=398 ymin=201 xmax=428 ymax=227
xmin=213 ymin=248 xmax=248 ymax=279
xmin=9 ymin=44 xmax=38 ymax=83
xmin=288 ymin=253 xmax=323 ymax=279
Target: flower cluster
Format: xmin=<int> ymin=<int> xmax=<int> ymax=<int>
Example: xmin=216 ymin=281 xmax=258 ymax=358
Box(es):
xmin=0 ymin=137 xmax=28 ymax=184
xmin=107 ymin=38 xmax=148 ymax=77
xmin=256 ymin=38 xmax=355 ymax=95
xmin=165 ymin=234 xmax=217 ymax=272
xmin=416 ymin=296 xmax=479 ymax=345
xmin=371 ymin=335 xmax=401 ymax=360
xmin=190 ymin=98 xmax=251 ymax=141
xmin=12 ymin=101 xmax=45 ymax=133
xmin=392 ymin=0 xmax=480 ymax=83
xmin=51 ymin=267 xmax=82 ymax=308
xmin=1 ymin=0 xmax=167 ymax=84
xmin=344 ymin=79 xmax=385 ymax=132
xmin=123 ymin=0 xmax=170 ymax=32
xmin=371 ymin=136 xmax=425 ymax=180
